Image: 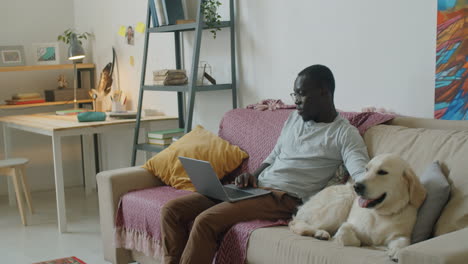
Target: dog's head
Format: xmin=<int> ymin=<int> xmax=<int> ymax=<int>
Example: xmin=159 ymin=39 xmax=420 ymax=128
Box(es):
xmin=353 ymin=153 xmax=426 ymax=215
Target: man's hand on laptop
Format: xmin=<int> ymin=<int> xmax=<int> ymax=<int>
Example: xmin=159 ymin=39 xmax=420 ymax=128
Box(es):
xmin=234 ymin=173 xmax=257 ymax=188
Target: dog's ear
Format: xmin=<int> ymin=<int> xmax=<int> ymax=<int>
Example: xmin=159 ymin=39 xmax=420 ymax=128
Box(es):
xmin=403 ymin=166 xmax=427 ymax=208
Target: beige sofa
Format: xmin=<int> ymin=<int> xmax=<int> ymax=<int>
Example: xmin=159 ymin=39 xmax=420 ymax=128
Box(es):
xmin=98 ymin=116 xmax=468 ymax=264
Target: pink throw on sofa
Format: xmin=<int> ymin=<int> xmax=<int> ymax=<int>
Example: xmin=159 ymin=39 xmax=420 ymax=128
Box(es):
xmin=115 ymin=109 xmax=395 ymax=264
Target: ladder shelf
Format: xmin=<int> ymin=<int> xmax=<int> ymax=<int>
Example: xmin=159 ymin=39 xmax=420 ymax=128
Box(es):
xmin=131 ymin=0 xmax=237 ymax=166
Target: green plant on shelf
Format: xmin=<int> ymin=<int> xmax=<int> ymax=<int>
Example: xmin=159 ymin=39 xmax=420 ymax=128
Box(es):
xmin=57 ymin=29 xmax=92 ymax=45
xmin=201 ymin=0 xmax=222 ymax=39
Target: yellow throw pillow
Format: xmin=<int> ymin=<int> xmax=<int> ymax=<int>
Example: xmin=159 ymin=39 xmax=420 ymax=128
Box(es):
xmin=143 ymin=125 xmax=249 ymax=191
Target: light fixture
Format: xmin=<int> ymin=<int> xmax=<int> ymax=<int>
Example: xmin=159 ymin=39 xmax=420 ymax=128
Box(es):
xmin=68 ymin=33 xmax=85 ymax=109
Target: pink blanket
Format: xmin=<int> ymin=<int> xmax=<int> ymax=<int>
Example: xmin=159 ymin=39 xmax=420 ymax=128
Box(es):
xmin=115 ymin=109 xmax=395 ymax=264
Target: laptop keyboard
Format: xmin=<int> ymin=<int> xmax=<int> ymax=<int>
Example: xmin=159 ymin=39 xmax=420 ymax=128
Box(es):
xmin=224 ymin=187 xmax=251 ymax=199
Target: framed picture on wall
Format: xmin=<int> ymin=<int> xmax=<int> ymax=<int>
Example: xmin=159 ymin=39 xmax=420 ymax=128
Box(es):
xmin=32 ymin=42 xmax=60 ymax=65
xmin=0 ymin=45 xmax=26 ymax=67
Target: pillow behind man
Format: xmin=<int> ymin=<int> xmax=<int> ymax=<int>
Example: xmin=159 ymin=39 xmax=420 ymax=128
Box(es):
xmin=143 ymin=125 xmax=249 ymax=191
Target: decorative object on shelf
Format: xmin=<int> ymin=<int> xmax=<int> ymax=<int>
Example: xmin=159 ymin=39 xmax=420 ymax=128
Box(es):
xmin=93 ymin=48 xmax=116 ymax=112
xmin=68 ymin=33 xmax=86 ymax=109
xmin=32 ymin=42 xmax=60 ymax=65
xmin=153 ymin=69 xmax=188 ymax=85
xmin=201 ymin=0 xmax=222 ymax=38
xmin=0 ymin=45 xmax=26 ymax=67
xmin=57 ymin=29 xmax=91 ymax=45
xmin=57 ymin=74 xmax=69 ymax=89
xmin=97 ymin=63 xmax=114 ymax=96
xmin=197 ymin=61 xmax=214 ymax=85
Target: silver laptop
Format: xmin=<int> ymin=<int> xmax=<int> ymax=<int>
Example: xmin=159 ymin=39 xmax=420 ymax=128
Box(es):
xmin=178 ymin=156 xmax=271 ymax=202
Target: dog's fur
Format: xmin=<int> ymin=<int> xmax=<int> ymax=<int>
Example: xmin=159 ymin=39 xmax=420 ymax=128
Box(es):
xmin=289 ymin=153 xmax=426 ymax=261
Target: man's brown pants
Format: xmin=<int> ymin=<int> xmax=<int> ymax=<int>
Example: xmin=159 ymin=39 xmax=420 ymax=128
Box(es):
xmin=160 ymin=190 xmax=300 ymax=264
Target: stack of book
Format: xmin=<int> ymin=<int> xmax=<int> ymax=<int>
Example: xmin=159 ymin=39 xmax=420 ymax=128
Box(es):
xmin=153 ymin=69 xmax=188 ymax=85
xmin=150 ymin=0 xmax=187 ymax=26
xmin=5 ymin=92 xmax=45 ymax=105
xmin=148 ymin=128 xmax=185 ymax=146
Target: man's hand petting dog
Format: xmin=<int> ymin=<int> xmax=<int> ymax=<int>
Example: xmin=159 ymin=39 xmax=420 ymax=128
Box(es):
xmin=235 ymin=173 xmax=258 ymax=188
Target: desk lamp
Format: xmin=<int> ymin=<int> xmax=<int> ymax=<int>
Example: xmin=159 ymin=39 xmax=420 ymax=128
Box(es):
xmin=68 ymin=33 xmax=85 ymax=109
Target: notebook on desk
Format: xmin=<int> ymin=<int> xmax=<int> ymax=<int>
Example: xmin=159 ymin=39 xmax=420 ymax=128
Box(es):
xmin=178 ymin=156 xmax=271 ymax=202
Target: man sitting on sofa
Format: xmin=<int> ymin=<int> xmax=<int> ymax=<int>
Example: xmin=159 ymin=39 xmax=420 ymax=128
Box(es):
xmin=160 ymin=64 xmax=370 ymax=264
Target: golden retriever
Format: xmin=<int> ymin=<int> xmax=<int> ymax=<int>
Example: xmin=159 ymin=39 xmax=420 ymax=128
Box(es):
xmin=289 ymin=153 xmax=426 ymax=261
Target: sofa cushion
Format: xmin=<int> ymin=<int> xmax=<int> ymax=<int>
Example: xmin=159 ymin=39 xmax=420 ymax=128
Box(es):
xmin=364 ymin=125 xmax=468 ymax=236
xmin=247 ymin=226 xmax=392 ymax=264
xmin=143 ymin=125 xmax=249 ymax=191
xmin=411 ymin=161 xmax=450 ymax=243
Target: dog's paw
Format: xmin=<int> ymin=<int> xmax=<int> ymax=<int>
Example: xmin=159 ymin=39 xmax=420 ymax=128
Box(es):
xmin=314 ymin=230 xmax=330 ymax=240
xmin=387 ymin=247 xmax=401 ymax=262
xmin=333 ymin=224 xmax=360 ymax=247
xmin=387 ymin=236 xmax=409 ymax=262
xmin=333 ymin=232 xmax=346 ymax=246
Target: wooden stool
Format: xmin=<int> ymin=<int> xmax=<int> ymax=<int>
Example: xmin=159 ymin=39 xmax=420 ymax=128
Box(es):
xmin=0 ymin=158 xmax=33 ymax=226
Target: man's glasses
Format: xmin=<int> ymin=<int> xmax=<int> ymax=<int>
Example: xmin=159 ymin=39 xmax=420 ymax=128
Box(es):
xmin=290 ymin=93 xmax=305 ymax=102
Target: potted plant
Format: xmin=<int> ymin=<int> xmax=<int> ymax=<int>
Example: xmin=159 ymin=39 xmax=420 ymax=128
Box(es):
xmin=201 ymin=0 xmax=222 ymax=39
xmin=57 ymin=29 xmax=92 ymax=45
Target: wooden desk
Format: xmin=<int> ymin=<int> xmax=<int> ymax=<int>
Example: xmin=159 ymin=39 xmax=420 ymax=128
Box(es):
xmin=0 ymin=99 xmax=93 ymax=109
xmin=0 ymin=113 xmax=177 ymax=233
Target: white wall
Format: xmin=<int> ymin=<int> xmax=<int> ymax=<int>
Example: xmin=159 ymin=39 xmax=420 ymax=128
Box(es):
xmin=74 ymin=0 xmax=438 ymax=135
xmin=0 ymin=0 xmax=78 ymax=101
xmin=0 ymin=0 xmax=85 ymax=195
xmin=0 ymin=0 xmax=435 ymax=194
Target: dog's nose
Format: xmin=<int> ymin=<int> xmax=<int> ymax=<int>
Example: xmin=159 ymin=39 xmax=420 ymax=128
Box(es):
xmin=354 ymin=182 xmax=366 ymax=195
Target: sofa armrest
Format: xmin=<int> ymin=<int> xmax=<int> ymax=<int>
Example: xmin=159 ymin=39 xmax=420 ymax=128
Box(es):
xmin=97 ymin=166 xmax=164 ymax=264
xmin=400 ymin=228 xmax=468 ymax=264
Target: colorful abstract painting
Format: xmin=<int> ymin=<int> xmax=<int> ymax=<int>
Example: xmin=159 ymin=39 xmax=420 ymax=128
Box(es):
xmin=436 ymin=0 xmax=468 ymax=120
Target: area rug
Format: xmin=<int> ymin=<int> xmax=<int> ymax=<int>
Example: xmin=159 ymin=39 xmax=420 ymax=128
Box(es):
xmin=32 ymin=256 xmax=86 ymax=264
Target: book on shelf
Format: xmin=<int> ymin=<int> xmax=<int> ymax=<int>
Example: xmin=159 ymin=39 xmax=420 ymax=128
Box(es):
xmin=148 ymin=137 xmax=174 ymax=145
xmin=155 ymin=0 xmax=167 ymax=26
xmin=12 ymin=92 xmax=42 ymax=100
xmin=162 ymin=0 xmax=185 ymax=25
xmin=148 ymin=128 xmax=184 ymax=139
xmin=149 ymin=0 xmax=159 ymax=27
xmin=5 ymin=98 xmax=46 ymax=105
